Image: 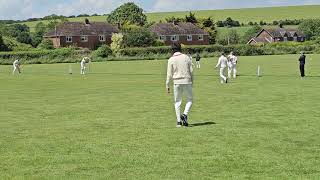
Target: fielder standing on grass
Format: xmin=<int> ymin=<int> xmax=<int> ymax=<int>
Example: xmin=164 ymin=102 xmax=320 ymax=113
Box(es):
xmin=215 ymin=52 xmax=228 ymax=84
xmin=166 ymin=43 xmax=193 ymax=128
xmin=227 ymin=51 xmax=238 ymax=79
xmin=299 ymin=51 xmax=306 ymax=78
xmin=12 ymin=59 xmax=21 ymax=75
xmin=195 ymin=51 xmax=201 ymax=69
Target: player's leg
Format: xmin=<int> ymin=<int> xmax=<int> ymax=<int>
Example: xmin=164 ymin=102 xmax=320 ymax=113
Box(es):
xmin=182 ymin=84 xmax=193 ymax=126
xmin=12 ymin=65 xmax=16 ymax=74
xmin=233 ymin=65 xmax=237 ymax=78
xmin=228 ymin=65 xmax=232 ymax=78
xmin=220 ymin=68 xmax=226 ymax=83
xmin=174 ymin=84 xmax=183 ymax=127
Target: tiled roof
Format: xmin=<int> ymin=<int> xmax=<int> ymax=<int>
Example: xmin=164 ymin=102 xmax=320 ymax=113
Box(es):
xmin=263 ymin=28 xmax=305 ymax=38
xmin=150 ymin=22 xmax=209 ymax=35
xmin=45 ymin=22 xmax=119 ymax=37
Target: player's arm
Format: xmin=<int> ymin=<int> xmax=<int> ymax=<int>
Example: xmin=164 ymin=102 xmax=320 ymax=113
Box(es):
xmin=215 ymin=58 xmax=221 ymax=68
xmin=166 ymin=60 xmax=173 ymax=93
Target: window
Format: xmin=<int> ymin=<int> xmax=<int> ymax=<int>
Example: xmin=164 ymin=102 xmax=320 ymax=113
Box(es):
xmin=99 ymin=35 xmax=106 ymax=42
xmin=81 ymin=35 xmax=88 ymax=42
xmin=198 ymin=35 xmax=204 ymax=41
xmin=66 ymin=36 xmax=72 ymax=43
xmin=187 ymin=35 xmax=192 ymax=41
xmin=159 ymin=35 xmax=166 ymax=41
xmin=171 ymin=35 xmax=178 ymax=42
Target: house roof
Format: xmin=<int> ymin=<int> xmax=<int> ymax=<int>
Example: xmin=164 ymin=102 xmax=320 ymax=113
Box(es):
xmin=258 ymin=28 xmax=305 ymax=38
xmin=248 ymin=37 xmax=271 ymax=44
xmin=45 ymin=21 xmax=119 ymax=37
xmin=150 ymin=22 xmax=209 ymax=36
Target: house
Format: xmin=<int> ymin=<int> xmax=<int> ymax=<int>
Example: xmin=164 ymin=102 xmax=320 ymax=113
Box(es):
xmin=150 ymin=22 xmax=209 ymax=46
xmin=247 ymin=28 xmax=305 ymax=45
xmin=44 ymin=19 xmax=119 ymax=50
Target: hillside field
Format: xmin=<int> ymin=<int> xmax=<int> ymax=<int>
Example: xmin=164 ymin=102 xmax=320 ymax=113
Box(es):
xmin=0 ymin=54 xmax=320 ymax=179
xmin=20 ymin=5 xmax=320 ymax=32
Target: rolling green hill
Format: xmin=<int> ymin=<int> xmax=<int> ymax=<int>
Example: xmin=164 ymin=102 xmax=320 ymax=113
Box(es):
xmin=21 ymin=5 xmax=320 ymax=32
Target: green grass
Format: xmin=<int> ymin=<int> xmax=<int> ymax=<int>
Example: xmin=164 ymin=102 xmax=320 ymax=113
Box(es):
xmin=1 ymin=54 xmax=320 ymax=179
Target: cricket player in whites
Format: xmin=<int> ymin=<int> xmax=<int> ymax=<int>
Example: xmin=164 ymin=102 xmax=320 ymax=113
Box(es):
xmin=80 ymin=57 xmax=90 ymax=75
xmin=12 ymin=59 xmax=21 ymax=74
xmin=227 ymin=51 xmax=238 ymax=79
xmin=215 ymin=52 xmax=228 ymax=84
xmin=166 ymin=43 xmax=193 ymax=128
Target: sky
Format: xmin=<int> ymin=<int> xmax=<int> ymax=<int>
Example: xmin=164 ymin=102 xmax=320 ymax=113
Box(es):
xmin=0 ymin=0 xmax=320 ymax=20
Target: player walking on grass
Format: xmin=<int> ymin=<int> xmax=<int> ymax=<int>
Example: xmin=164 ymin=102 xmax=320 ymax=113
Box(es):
xmin=166 ymin=43 xmax=193 ymax=128
xmin=227 ymin=51 xmax=238 ymax=79
xmin=12 ymin=59 xmax=21 ymax=75
xmin=299 ymin=52 xmax=306 ymax=77
xmin=215 ymin=52 xmax=228 ymax=84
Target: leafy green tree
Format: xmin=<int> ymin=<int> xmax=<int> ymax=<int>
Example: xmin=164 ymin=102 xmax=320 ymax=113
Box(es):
xmin=299 ymin=19 xmax=320 ymax=40
xmin=31 ymin=22 xmax=47 ymax=47
xmin=228 ymin=30 xmax=240 ymax=44
xmin=123 ymin=27 xmax=157 ymax=47
xmin=165 ymin=16 xmax=184 ymax=23
xmin=0 ymin=34 xmax=3 ymax=45
xmin=185 ymin=12 xmax=197 ymax=24
xmin=107 ymin=2 xmax=147 ymax=27
xmin=16 ymin=32 xmax=32 ymax=44
xmin=242 ymin=25 xmax=262 ymax=43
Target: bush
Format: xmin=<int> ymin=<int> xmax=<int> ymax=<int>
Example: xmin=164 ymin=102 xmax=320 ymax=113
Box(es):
xmin=93 ymin=45 xmax=113 ymax=58
xmin=110 ymin=33 xmax=124 ymax=55
xmin=38 ymin=39 xmax=54 ymax=49
xmin=122 ymin=27 xmax=157 ymax=47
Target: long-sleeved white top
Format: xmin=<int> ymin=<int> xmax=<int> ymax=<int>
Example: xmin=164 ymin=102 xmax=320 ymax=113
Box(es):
xmin=166 ymin=52 xmax=193 ymax=89
xmin=228 ymin=55 xmax=238 ymax=65
xmin=216 ymin=56 xmax=228 ymax=68
xmin=13 ymin=60 xmax=20 ymax=66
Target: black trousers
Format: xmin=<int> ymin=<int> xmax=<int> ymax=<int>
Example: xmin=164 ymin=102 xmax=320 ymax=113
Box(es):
xmin=300 ymin=64 xmax=305 ymax=77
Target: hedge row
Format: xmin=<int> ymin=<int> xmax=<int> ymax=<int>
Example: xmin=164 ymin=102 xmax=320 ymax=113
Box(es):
xmin=0 ymin=48 xmax=90 ymax=64
xmin=118 ymin=43 xmax=319 ymax=57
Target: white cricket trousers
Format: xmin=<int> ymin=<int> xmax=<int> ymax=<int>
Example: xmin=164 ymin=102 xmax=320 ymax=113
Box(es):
xmin=173 ymin=84 xmax=193 ymax=122
xmin=81 ymin=66 xmax=86 ymax=74
xmin=196 ymin=61 xmax=201 ymax=68
xmin=228 ymin=64 xmax=237 ymax=78
xmin=12 ymin=65 xmax=20 ymax=74
xmin=220 ymin=67 xmax=227 ymax=82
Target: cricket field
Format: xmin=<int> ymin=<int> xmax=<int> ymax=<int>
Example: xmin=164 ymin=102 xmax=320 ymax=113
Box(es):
xmin=0 ymin=54 xmax=320 ymax=179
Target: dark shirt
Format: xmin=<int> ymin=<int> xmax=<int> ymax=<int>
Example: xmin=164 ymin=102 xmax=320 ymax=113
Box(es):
xmin=196 ymin=54 xmax=201 ymax=61
xmin=299 ymin=55 xmax=306 ymax=65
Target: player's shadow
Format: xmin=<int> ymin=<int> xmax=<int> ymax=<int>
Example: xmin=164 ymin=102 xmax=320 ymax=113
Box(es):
xmin=189 ymin=121 xmax=216 ymax=127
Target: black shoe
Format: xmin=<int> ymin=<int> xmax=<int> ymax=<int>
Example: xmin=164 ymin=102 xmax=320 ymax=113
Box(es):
xmin=181 ymin=114 xmax=189 ymax=127
xmin=176 ymin=122 xmax=182 ymax=128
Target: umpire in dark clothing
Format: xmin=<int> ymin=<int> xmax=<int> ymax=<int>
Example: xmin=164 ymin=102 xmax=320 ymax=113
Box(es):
xmin=299 ymin=52 xmax=306 ymax=77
